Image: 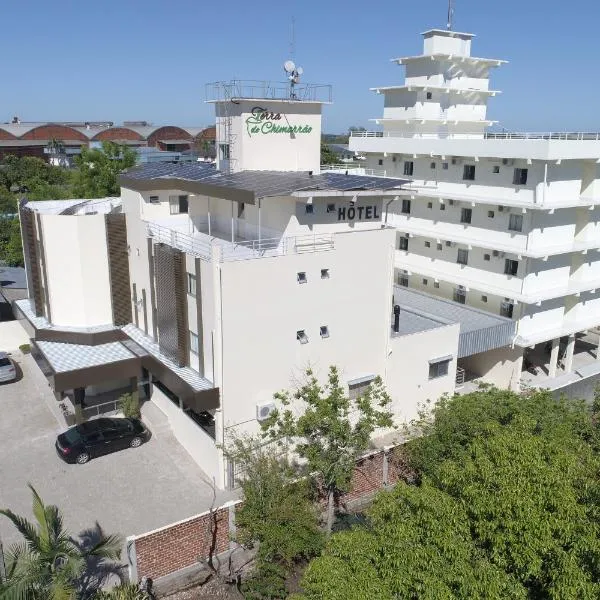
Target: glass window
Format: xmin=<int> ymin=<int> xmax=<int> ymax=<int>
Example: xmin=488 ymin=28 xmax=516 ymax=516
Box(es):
xmin=442 ymin=162 xmax=449 ymax=170
xmin=399 ymin=237 xmax=409 ymax=251
xmin=426 ymin=92 xmax=433 ymax=100
xmin=509 ymin=213 xmax=523 ymax=232
xmin=488 ymin=210 xmax=495 ymax=218
xmin=219 ymin=143 xmax=230 ymax=160
xmin=297 ymin=272 xmax=307 ymax=283
xmin=504 ymin=259 xmax=519 ymax=276
xmin=460 ymin=208 xmax=472 ymax=224
xmin=484 ymin=253 xmax=491 ymax=261
xmin=463 ymin=165 xmax=476 ymax=181
xmin=427 ymin=202 xmax=433 ymax=209
xmin=424 ymin=241 xmax=431 ymax=248
xmin=297 ymin=330 xmax=308 ymax=344
xmin=453 ymin=287 xmax=466 ymax=304
xmin=434 ymin=281 xmax=440 ymax=289
xmin=190 ymin=331 xmax=199 ymax=354
xmin=401 ymin=199 xmax=411 ymax=214
xmin=321 ymin=268 xmax=330 ymax=279
xmin=513 ymin=168 xmax=528 ymax=185
xmin=403 ymin=161 xmax=414 ymax=176
xmin=149 ymin=195 xmax=160 ymax=204
xmin=457 ymin=248 xmax=469 ymax=265
xmin=429 ymin=359 xmax=450 ymax=379
xmin=187 ymin=273 xmax=196 ymax=296
xmin=378 ymin=159 xmax=383 ymax=166
xmin=500 ymin=301 xmax=514 ymax=318
xmin=436 ymin=243 xmax=443 ymax=251
xmin=430 ymin=162 xmax=436 ymax=169
xmin=320 ymin=326 xmax=329 ymax=338
xmin=169 ymin=195 xmax=188 ymax=214
xmin=327 ymin=203 xmax=336 ymax=213
xmin=398 ymin=272 xmax=409 ymax=287
xmin=493 ymin=166 xmax=500 ymax=174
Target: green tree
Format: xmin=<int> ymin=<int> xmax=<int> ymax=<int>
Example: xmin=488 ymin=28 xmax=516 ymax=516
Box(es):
xmin=320 ymin=144 xmax=338 ymax=166
xmin=0 ymin=217 xmax=24 ymax=267
xmin=72 ymin=142 xmax=136 ymax=198
xmin=0 ymin=484 xmax=122 ymax=600
xmin=296 ymin=389 xmax=600 ymax=599
xmin=262 ymin=366 xmax=393 ymax=535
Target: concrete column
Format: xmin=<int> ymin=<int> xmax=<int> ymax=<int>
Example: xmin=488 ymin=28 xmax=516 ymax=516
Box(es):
xmin=510 ymin=353 xmax=524 ymax=390
xmin=564 ymin=334 xmax=576 ymax=374
xmin=548 ymin=338 xmax=560 ymax=378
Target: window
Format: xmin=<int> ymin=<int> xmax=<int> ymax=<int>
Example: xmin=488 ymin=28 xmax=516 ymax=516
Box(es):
xmin=403 ymin=161 xmax=414 ymax=176
xmin=445 ymin=240 xmax=452 ymax=247
xmin=187 ymin=273 xmax=196 ymax=295
xmin=423 ymin=278 xmax=428 ymax=285
xmin=378 ymin=159 xmax=383 ymax=166
xmin=297 ymin=272 xmax=307 ymax=284
xmin=399 ymin=236 xmax=409 ymax=251
xmin=504 ymin=259 xmax=519 ymax=276
xmin=434 ymin=281 xmax=440 ymax=289
xmin=296 ymin=330 xmax=308 ymax=344
xmin=190 ymin=331 xmax=199 ymax=354
xmin=488 ymin=210 xmax=495 ymax=218
xmin=457 ymin=248 xmax=469 ymax=265
xmin=513 ymin=168 xmax=528 ymax=185
xmin=320 ymin=325 xmax=329 ymax=338
xmin=237 ymin=202 xmax=245 ymax=219
xmin=219 ymin=143 xmax=230 ymax=160
xmin=321 ymin=268 xmax=330 ymax=279
xmin=149 ymin=195 xmax=160 ymax=204
xmin=430 ymin=162 xmax=436 ymax=169
xmin=424 ymin=241 xmax=431 ymax=248
xmin=305 ymin=203 xmax=314 ymax=214
xmin=401 ymin=199 xmax=411 ymax=214
xmin=481 ymin=295 xmax=488 ymax=303
xmin=500 ymin=301 xmax=514 ymax=318
xmin=442 ymin=162 xmax=449 ymax=170
xmin=463 ymin=165 xmax=476 ymax=181
xmin=436 ymin=243 xmax=443 ymax=251
xmin=398 ymin=271 xmax=409 ymax=287
xmin=453 ymin=286 xmax=466 ymax=304
xmin=426 ymin=92 xmax=433 ymax=100
xmin=427 ymin=202 xmax=433 ymax=209
xmin=460 ymin=208 xmax=472 ymax=224
xmin=440 ymin=203 xmax=446 ymax=211
xmin=429 ymin=358 xmax=451 ymax=379
xmin=508 ymin=213 xmax=523 ymax=232
xmin=169 ymin=195 xmax=188 ymax=214
xmin=484 ymin=253 xmax=491 ymax=261
xmin=493 ymin=165 xmax=500 ymax=174
xmin=327 ymin=203 xmax=336 ymax=213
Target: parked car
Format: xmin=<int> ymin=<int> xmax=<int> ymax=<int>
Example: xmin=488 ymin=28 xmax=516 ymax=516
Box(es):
xmin=55 ymin=417 xmax=149 ymax=464
xmin=0 ymin=351 xmax=16 ymax=383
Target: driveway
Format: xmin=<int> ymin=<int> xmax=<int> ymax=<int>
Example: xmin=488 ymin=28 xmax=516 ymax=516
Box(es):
xmin=0 ymin=352 xmax=235 ymax=549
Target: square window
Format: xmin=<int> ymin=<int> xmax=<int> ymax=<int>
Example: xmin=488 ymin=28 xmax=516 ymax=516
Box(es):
xmin=423 ymin=278 xmax=428 ymax=285
xmin=500 ymin=301 xmax=514 ymax=318
xmin=426 ymin=92 xmax=433 ymax=100
xmin=440 ymin=203 xmax=446 ymax=211
xmin=190 ymin=331 xmax=199 ymax=354
xmin=149 ymin=195 xmax=160 ymax=204
xmin=169 ymin=195 xmax=188 ymax=214
xmin=453 ymin=287 xmax=466 ymax=304
xmin=297 ymin=330 xmax=308 ymax=344
xmin=398 ymin=272 xmax=409 ymax=287
xmin=297 ymin=272 xmax=307 ymax=283
xmin=460 ymin=208 xmax=472 ymax=224
xmin=424 ymin=241 xmax=431 ymax=248
xmin=321 ymin=268 xmax=330 ymax=279
xmin=320 ymin=325 xmax=329 ymax=338
xmin=401 ymin=199 xmax=411 ymax=214
xmin=457 ymin=248 xmax=469 ymax=265
xmin=305 ymin=204 xmax=314 ymax=214
xmin=481 ymin=295 xmax=488 ymax=303
xmin=508 ymin=213 xmax=523 ymax=232
xmin=436 ymin=243 xmax=443 ymax=251
xmin=463 ymin=165 xmax=476 ymax=181
xmin=430 ymin=162 xmax=436 ymax=169
xmin=445 ymin=240 xmax=452 ymax=247
xmin=219 ymin=143 xmax=230 ymax=160
xmin=327 ymin=203 xmax=336 ymax=213
xmin=513 ymin=168 xmax=528 ymax=185
xmin=493 ymin=166 xmax=500 ymax=174
xmin=399 ymin=236 xmax=409 ymax=251
xmin=442 ymin=162 xmax=449 ymax=170
xmin=504 ymin=259 xmax=519 ymax=276
xmin=484 ymin=253 xmax=491 ymax=261
xmin=427 ymin=202 xmax=433 ymax=209
xmin=187 ymin=273 xmax=197 ymax=296
xmin=434 ymin=281 xmax=440 ymax=288
xmin=403 ymin=161 xmax=414 ymax=176
xmin=429 ymin=358 xmax=450 ymax=379
xmin=378 ymin=159 xmax=383 ymax=166
xmin=488 ymin=210 xmax=495 ymax=218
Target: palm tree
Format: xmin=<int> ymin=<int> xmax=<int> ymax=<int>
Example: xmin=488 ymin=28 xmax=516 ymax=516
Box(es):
xmin=0 ymin=484 xmax=122 ymax=600
xmin=93 ymin=583 xmax=150 ymax=599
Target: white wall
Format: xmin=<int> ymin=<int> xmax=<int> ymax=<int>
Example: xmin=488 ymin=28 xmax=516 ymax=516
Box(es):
xmin=460 ymin=346 xmax=523 ymax=389
xmin=41 ymin=214 xmax=112 ymax=327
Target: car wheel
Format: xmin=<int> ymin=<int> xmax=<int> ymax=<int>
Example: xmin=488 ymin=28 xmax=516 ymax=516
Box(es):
xmin=76 ymin=452 xmax=90 ymax=464
xmin=130 ymin=437 xmax=143 ymax=448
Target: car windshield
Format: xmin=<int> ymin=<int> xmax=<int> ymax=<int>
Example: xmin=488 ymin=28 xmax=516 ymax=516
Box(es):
xmin=0 ymin=358 xmax=10 ymax=367
xmin=63 ymin=428 xmax=81 ymax=444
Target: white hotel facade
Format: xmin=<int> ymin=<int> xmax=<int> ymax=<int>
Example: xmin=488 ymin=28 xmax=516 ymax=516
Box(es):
xmin=13 ymin=26 xmax=599 ymax=488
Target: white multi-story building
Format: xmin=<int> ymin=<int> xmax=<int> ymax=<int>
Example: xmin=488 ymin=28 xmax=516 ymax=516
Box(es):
xmin=15 ymin=76 xmax=516 ymax=488
xmin=349 ymin=28 xmax=600 ymax=390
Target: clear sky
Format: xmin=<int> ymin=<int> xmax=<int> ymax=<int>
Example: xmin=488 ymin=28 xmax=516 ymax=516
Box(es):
xmin=2 ymin=0 xmax=598 ymax=133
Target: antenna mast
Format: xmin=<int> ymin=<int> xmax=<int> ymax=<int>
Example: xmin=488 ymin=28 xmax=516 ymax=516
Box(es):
xmin=290 ymin=16 xmax=296 ymax=59
xmin=447 ymin=0 xmax=454 ymax=30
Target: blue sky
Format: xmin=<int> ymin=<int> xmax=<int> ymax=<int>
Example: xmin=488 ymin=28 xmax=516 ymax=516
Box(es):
xmin=2 ymin=0 xmax=598 ymax=133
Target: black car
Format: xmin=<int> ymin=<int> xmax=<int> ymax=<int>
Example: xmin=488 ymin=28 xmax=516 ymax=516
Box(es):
xmin=55 ymin=417 xmax=149 ymax=464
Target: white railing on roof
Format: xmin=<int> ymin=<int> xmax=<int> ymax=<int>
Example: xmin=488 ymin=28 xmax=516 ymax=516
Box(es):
xmin=350 ymin=130 xmax=600 ymax=141
xmin=146 ymin=222 xmax=334 ymax=262
xmin=320 ymin=164 xmax=388 ymax=177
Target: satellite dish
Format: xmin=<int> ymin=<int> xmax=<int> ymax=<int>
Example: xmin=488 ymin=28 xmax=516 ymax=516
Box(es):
xmin=284 ymin=60 xmax=296 ymax=73
xmin=296 ymin=66 xmax=304 ymax=75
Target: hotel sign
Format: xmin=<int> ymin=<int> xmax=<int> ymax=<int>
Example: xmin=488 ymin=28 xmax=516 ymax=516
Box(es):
xmin=337 ymin=205 xmax=380 ymax=221
xmin=246 ymin=106 xmax=313 ymax=136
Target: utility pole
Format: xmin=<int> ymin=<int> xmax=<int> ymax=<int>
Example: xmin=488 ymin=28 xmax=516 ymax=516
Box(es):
xmin=447 ymin=0 xmax=454 ymax=31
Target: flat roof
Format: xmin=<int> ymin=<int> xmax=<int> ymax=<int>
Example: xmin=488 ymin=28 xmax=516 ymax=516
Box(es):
xmin=120 ymin=164 xmax=408 ymax=204
xmin=394 ymin=306 xmax=450 ymax=336
xmin=36 ymin=340 xmax=135 ymax=373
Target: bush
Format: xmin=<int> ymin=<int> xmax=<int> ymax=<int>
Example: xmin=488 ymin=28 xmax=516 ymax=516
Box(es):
xmin=118 ymin=393 xmax=141 ymax=419
xmin=18 ymin=343 xmax=31 ymax=354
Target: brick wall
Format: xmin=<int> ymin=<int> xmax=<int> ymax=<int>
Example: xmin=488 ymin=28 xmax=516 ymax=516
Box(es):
xmin=20 ymin=125 xmax=88 ymax=141
xmin=92 ymin=127 xmax=143 ymax=142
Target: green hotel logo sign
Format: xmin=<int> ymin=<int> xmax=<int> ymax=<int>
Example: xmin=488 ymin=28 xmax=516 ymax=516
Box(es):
xmin=245 ymin=106 xmax=313 ymax=137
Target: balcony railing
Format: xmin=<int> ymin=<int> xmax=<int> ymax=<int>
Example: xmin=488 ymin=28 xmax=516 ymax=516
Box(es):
xmin=206 ymin=80 xmax=332 ymax=103
xmin=320 ymin=164 xmax=388 ymax=177
xmin=350 ymin=130 xmax=600 ymax=140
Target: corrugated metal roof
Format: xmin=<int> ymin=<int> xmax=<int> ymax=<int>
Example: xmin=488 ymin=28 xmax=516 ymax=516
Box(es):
xmin=393 ymin=286 xmax=516 ymax=357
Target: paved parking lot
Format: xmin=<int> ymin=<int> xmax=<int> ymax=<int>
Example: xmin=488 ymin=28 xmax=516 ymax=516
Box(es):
xmin=0 ymin=352 xmax=235 ymax=548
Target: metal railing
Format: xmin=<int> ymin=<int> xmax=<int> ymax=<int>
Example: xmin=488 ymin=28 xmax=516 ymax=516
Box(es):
xmin=350 ymin=130 xmax=600 ymax=141
xmin=146 ymin=221 xmax=334 ymax=262
xmin=206 ymin=80 xmax=333 ymax=103
xmin=320 ymin=164 xmax=388 ymax=177
xmin=82 ymin=399 xmax=120 ymax=419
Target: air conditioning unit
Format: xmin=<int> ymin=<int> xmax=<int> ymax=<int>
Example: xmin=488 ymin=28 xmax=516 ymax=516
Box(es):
xmin=502 ymin=158 xmax=515 ymax=166
xmin=256 ymin=402 xmax=276 ymax=422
